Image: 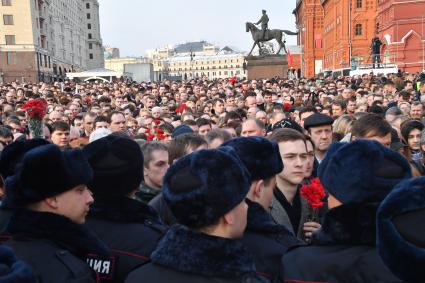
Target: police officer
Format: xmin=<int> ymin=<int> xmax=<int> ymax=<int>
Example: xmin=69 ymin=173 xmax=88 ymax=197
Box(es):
xmin=83 ymin=134 xmax=167 ymax=282
xmin=126 ymin=148 xmax=266 ymax=283
xmin=222 ymin=137 xmax=302 ymax=282
xmin=4 ymin=144 xmax=109 ymax=282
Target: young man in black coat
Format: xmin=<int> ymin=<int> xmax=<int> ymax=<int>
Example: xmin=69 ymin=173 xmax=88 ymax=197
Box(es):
xmin=83 ymin=135 xmax=167 ymax=282
xmin=4 ymin=144 xmax=109 ymax=283
xmin=126 ymin=148 xmax=267 ymax=283
xmin=222 ymin=137 xmax=302 ymax=282
xmin=281 ymin=140 xmax=411 ymax=283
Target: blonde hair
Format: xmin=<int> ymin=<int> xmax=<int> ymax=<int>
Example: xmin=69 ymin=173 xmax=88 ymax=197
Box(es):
xmin=333 ymin=114 xmax=355 ymax=136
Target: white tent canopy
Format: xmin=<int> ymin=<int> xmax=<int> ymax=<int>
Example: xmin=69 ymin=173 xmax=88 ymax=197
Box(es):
xmin=66 ymin=68 xmax=132 ymax=82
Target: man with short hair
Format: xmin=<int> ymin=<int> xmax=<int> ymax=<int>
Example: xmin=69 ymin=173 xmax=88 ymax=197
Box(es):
xmin=82 ymin=112 xmax=96 ymax=137
xmin=4 ymin=144 xmax=108 ymax=282
xmin=410 ymin=101 xmax=423 ymax=121
xmin=108 ymin=111 xmax=126 ymax=133
xmin=49 ymin=111 xmax=63 ymax=123
xmin=94 ymin=115 xmax=109 ymax=130
xmin=126 ymin=148 xmax=263 ymax=283
xmin=193 ymin=118 xmax=210 ymax=136
xmin=299 ymin=106 xmax=317 ymax=128
xmin=268 ymin=129 xmax=322 ymax=240
xmin=351 ymin=114 xmax=393 ymax=147
xmin=331 ymin=100 xmax=346 ymax=118
xmin=136 ymin=142 xmax=169 ymax=204
xmin=241 ymin=118 xmax=266 ymax=137
xmin=50 ymin=121 xmax=70 ymax=149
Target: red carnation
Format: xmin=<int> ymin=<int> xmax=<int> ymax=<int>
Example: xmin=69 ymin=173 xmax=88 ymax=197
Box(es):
xmin=21 ymin=99 xmax=48 ymax=120
xmin=154 ymin=128 xmax=164 ymax=134
xmin=144 ymin=128 xmax=151 ymax=134
xmin=175 ymin=103 xmax=188 ymax=114
xmin=300 ymin=178 xmax=326 ymax=209
xmin=147 ymin=134 xmax=155 ymax=141
xmin=157 ymin=134 xmax=165 ymax=140
xmin=153 ymin=119 xmax=161 ymax=125
xmin=283 ymin=103 xmax=292 ymax=112
xmin=229 ymin=77 xmax=237 ymax=85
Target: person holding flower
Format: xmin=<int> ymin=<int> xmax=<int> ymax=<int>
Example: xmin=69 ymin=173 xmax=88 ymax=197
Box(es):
xmin=281 ymin=140 xmax=412 ymax=283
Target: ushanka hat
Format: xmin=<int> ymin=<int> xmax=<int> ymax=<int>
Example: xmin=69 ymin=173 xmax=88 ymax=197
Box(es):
xmin=162 ymin=148 xmax=251 ymax=228
xmin=377 ymin=177 xmax=425 ymax=283
xmin=221 ymin=136 xmax=283 ymax=181
xmin=6 ymin=144 xmax=92 ymax=207
xmin=318 ymin=140 xmax=412 ymax=204
xmin=83 ymin=135 xmax=144 ymax=197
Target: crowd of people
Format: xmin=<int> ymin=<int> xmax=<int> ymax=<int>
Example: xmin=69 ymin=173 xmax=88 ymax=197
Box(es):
xmin=0 ymin=72 xmax=424 ymax=282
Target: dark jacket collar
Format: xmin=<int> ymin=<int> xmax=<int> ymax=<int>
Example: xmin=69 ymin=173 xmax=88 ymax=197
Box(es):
xmin=312 ymin=203 xmax=378 ymax=246
xmin=88 ymin=195 xmax=162 ymax=224
xmin=7 ymin=209 xmax=110 ymax=259
xmin=151 ymin=224 xmax=258 ymax=279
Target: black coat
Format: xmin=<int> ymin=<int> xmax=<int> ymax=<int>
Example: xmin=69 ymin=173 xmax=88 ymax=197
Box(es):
xmin=125 ymin=225 xmax=268 ymax=283
xmin=84 ymin=196 xmax=167 ymax=283
xmin=148 ymin=193 xmax=176 ymax=226
xmin=242 ymin=200 xmax=302 ymax=282
xmin=4 ymin=209 xmax=110 ymax=283
xmin=281 ymin=204 xmax=402 ymax=283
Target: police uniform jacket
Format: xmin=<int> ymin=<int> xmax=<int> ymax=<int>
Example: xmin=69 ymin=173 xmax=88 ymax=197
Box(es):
xmin=242 ymin=200 xmax=302 ymax=282
xmin=281 ymin=204 xmax=401 ymax=283
xmin=85 ymin=196 xmax=167 ymax=282
xmin=125 ymin=224 xmax=268 ymax=283
xmin=4 ymin=209 xmax=110 ymax=283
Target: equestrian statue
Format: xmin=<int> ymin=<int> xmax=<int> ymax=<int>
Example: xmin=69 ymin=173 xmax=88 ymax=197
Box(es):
xmin=246 ymin=10 xmax=298 ymax=56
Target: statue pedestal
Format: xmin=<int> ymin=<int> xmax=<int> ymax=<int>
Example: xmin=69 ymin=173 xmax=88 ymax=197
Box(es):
xmin=246 ymin=55 xmax=288 ymax=80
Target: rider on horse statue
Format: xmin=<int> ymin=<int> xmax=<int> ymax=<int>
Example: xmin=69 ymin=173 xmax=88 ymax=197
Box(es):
xmin=256 ymin=10 xmax=269 ymax=41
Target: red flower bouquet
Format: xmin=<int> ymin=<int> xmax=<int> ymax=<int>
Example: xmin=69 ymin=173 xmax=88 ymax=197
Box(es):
xmin=175 ymin=103 xmax=188 ymax=114
xmin=300 ymin=178 xmax=326 ymax=209
xmin=144 ymin=122 xmax=166 ymax=142
xmin=21 ymin=99 xmax=47 ymax=120
xmin=21 ymin=99 xmax=48 ymax=138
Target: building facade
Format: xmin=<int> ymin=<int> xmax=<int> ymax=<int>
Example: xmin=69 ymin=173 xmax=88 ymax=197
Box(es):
xmin=321 ymin=0 xmax=377 ymax=71
xmin=377 ymin=0 xmax=425 ymax=73
xmin=293 ymin=0 xmax=324 ymax=78
xmin=0 ymin=0 xmax=103 ymax=83
xmin=104 ymin=47 xmax=120 ymax=59
xmin=105 ymin=57 xmax=150 ymax=73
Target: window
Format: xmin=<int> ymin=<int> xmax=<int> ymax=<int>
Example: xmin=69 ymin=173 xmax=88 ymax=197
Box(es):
xmin=87 ymin=23 xmax=91 ymax=29
xmin=89 ymin=43 xmax=93 ymax=49
xmin=6 ymin=52 xmax=16 ymax=64
xmin=86 ymin=13 xmax=91 ymax=19
xmin=2 ymin=0 xmax=11 ymax=6
xmin=86 ymin=3 xmax=90 ymax=9
xmin=356 ymin=0 xmax=362 ymax=8
xmin=355 ymin=24 xmax=362 ymax=36
xmin=89 ymin=53 xmax=93 ymax=59
xmin=88 ymin=33 xmax=92 ymax=39
xmin=3 ymin=15 xmax=13 ymax=25
xmin=5 ymin=35 xmax=15 ymax=45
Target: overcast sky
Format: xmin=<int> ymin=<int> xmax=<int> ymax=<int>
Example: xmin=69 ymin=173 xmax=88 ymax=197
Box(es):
xmin=99 ymin=0 xmax=298 ymax=57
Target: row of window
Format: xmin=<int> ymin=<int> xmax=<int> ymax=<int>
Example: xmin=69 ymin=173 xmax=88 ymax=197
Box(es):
xmin=1 ymin=0 xmax=11 ymax=6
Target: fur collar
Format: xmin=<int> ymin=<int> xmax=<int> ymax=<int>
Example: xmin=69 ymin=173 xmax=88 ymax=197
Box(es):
xmin=246 ymin=199 xmax=296 ymax=236
xmin=88 ymin=196 xmax=161 ymax=224
xmin=312 ymin=203 xmax=378 ymax=246
xmin=7 ymin=209 xmax=110 ymax=259
xmin=151 ymin=224 xmax=257 ymax=278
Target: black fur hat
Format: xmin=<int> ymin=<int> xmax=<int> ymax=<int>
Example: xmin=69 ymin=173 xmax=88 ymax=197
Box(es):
xmin=163 ymin=148 xmax=251 ymax=228
xmin=377 ymin=177 xmax=425 ymax=283
xmin=318 ymin=140 xmax=412 ymax=204
xmin=221 ymin=137 xmax=283 ymax=181
xmin=0 ymin=138 xmax=50 ymax=180
xmin=83 ymin=135 xmax=144 ymax=197
xmin=5 ymin=144 xmax=93 ymax=207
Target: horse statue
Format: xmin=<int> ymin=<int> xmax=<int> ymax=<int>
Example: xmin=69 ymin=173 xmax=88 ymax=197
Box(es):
xmin=245 ymin=22 xmax=298 ymax=56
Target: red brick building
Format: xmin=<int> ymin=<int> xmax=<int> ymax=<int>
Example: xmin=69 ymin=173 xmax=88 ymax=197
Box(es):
xmin=377 ymin=0 xmax=425 ymax=73
xmin=321 ymin=0 xmax=378 ymax=71
xmin=293 ymin=0 xmax=324 ymax=78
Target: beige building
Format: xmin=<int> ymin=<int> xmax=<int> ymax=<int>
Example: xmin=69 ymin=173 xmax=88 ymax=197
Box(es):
xmin=0 ymin=0 xmax=103 ymax=83
xmin=146 ymin=41 xmax=246 ymax=80
xmin=105 ymin=57 xmax=150 ymax=73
